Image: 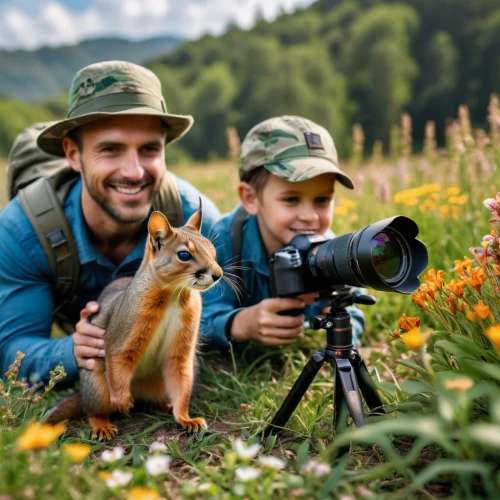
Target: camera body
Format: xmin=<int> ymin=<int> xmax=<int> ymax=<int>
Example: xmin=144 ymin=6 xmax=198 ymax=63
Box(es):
xmin=269 ymin=234 xmax=331 ymax=297
xmin=269 ymin=216 xmax=428 ymax=298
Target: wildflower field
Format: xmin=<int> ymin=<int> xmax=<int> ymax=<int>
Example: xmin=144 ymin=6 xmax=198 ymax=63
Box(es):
xmin=1 ymin=102 xmax=500 ymax=499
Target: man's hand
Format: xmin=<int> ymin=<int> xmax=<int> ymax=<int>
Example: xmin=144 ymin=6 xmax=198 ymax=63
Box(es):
xmin=74 ymin=301 xmax=105 ymax=370
xmin=231 ymin=298 xmax=305 ymax=346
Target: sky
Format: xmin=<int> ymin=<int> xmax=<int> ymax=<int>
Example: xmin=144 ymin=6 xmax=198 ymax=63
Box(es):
xmin=0 ymin=0 xmax=315 ymax=51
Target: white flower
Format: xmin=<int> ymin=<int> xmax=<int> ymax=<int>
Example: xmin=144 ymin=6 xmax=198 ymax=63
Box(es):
xmin=258 ymin=455 xmax=286 ymax=469
xmin=149 ymin=441 xmax=167 ymax=453
xmin=100 ymin=446 xmax=125 ymax=462
xmin=301 ymin=460 xmax=331 ymax=477
xmin=233 ymin=438 xmax=260 ymax=460
xmin=145 ymin=454 xmax=172 ymax=476
xmin=235 ymin=466 xmax=261 ymax=482
xmin=105 ymin=469 xmax=133 ymax=487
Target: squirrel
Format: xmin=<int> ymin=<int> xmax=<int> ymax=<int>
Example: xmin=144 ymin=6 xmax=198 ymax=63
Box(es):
xmin=42 ymin=206 xmax=223 ymax=440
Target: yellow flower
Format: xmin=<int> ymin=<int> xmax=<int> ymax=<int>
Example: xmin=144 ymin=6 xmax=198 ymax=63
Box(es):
xmin=127 ymin=487 xmax=161 ymax=500
xmin=444 ymin=377 xmax=474 ymax=392
xmin=340 ymin=198 xmax=357 ymax=209
xmin=334 ymin=205 xmax=349 ymax=216
xmin=473 ymin=300 xmax=491 ymax=320
xmin=439 ymin=205 xmax=450 ymax=218
xmin=445 ymin=186 xmax=460 ymax=196
xmin=448 ymin=195 xmax=468 ymax=205
xmin=18 ymin=422 xmax=66 ymax=451
xmin=485 ymin=324 xmax=500 ymax=349
xmin=419 ymin=198 xmax=436 ymax=212
xmin=400 ymin=327 xmax=431 ymax=350
xmin=98 ymin=471 xmax=112 ymax=480
xmin=451 ymin=206 xmax=459 ymax=218
xmin=62 ymin=443 xmax=91 ymax=463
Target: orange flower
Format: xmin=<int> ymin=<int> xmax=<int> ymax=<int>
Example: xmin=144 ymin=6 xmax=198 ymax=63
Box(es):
xmin=444 ymin=378 xmax=474 ymax=392
xmin=464 ymin=267 xmax=488 ymax=291
xmin=400 ymin=327 xmax=431 ymax=350
xmin=127 ymin=487 xmax=161 ymax=500
xmin=445 ymin=296 xmax=457 ymax=314
xmin=485 ymin=324 xmax=500 ymax=349
xmin=444 ymin=279 xmax=465 ymax=297
xmin=397 ymin=313 xmax=421 ymax=332
xmin=473 ymin=300 xmax=491 ymax=320
xmin=454 ymin=256 xmax=473 ymax=276
xmin=412 ymin=290 xmax=428 ymax=310
xmin=466 ymin=311 xmax=476 ymax=321
xmin=424 ymin=269 xmax=445 ymax=289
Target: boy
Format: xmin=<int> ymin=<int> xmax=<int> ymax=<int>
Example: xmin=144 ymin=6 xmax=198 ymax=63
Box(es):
xmin=201 ymin=115 xmax=364 ymax=350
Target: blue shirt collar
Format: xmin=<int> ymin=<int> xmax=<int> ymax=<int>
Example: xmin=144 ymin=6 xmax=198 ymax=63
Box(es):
xmin=64 ymin=178 xmax=148 ymax=270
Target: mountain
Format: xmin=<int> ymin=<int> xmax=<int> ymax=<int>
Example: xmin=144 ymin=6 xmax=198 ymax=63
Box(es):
xmin=0 ymin=36 xmax=184 ymax=102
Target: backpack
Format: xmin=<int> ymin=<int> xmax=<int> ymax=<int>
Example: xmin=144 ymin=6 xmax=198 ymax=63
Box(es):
xmin=6 ymin=121 xmax=184 ymax=325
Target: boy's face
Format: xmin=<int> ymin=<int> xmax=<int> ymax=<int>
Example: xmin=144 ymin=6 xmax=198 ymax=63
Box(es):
xmin=242 ymin=173 xmax=336 ymax=255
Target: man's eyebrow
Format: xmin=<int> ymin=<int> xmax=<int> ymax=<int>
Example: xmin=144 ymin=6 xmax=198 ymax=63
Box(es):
xmin=95 ymin=140 xmax=122 ymax=149
xmin=140 ymin=139 xmax=164 ymax=148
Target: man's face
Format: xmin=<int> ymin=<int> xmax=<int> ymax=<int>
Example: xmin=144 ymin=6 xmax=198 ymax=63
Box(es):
xmin=252 ymin=173 xmax=335 ymax=255
xmin=66 ymin=115 xmax=166 ymax=224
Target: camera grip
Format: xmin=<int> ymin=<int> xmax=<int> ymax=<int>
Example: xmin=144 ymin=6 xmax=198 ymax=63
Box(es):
xmin=277 ymin=308 xmax=304 ymax=317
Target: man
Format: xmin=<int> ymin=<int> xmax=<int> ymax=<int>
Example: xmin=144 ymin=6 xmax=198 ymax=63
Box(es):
xmin=0 ymin=61 xmax=220 ymax=383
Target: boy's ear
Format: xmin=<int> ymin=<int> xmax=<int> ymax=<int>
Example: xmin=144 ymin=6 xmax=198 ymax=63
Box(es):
xmin=148 ymin=211 xmax=173 ymax=252
xmin=62 ymin=136 xmax=82 ymax=173
xmin=238 ymin=182 xmax=259 ymax=216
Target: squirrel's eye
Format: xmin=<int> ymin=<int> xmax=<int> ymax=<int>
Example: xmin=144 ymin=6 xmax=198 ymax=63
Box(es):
xmin=177 ymin=251 xmax=193 ymax=262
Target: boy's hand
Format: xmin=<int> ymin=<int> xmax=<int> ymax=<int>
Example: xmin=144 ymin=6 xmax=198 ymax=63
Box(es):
xmin=231 ymin=298 xmax=305 ymax=346
xmin=73 ymin=301 xmax=105 ymax=370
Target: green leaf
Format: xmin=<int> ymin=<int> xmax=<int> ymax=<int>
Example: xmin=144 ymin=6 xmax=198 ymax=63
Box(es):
xmin=296 ymin=439 xmax=311 ymax=470
xmin=397 ymin=358 xmax=434 ymax=382
xmin=318 ymin=455 xmax=349 ymax=498
xmin=262 ymin=433 xmax=277 ymax=454
xmin=400 ymin=380 xmax=434 ymax=395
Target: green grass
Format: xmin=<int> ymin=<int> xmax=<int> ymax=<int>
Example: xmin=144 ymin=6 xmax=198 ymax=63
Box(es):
xmin=1 ymin=136 xmax=499 ymax=498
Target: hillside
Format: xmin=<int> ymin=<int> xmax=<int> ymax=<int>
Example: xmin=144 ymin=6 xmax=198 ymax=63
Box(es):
xmin=0 ymin=36 xmax=183 ymax=102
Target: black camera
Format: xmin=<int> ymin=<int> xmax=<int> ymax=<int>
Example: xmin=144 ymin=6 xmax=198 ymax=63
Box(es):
xmin=269 ymin=216 xmax=428 ymax=297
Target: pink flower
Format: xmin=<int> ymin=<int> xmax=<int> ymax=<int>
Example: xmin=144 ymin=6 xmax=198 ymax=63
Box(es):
xmin=483 ymin=193 xmax=500 ymax=221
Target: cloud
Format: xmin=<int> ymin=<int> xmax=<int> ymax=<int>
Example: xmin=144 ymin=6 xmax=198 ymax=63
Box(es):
xmin=0 ymin=0 xmax=315 ymax=50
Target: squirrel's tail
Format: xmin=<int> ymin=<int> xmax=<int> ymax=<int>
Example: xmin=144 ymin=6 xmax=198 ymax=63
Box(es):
xmin=41 ymin=392 xmax=82 ymax=425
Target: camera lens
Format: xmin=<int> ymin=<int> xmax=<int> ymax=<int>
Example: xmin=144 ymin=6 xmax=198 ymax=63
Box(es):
xmin=371 ymin=232 xmax=403 ymax=279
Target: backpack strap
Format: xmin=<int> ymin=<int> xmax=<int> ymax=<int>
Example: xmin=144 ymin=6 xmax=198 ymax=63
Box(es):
xmin=18 ymin=177 xmax=80 ymax=315
xmin=153 ymin=171 xmax=184 ymax=227
xmin=230 ymin=205 xmax=249 ymax=281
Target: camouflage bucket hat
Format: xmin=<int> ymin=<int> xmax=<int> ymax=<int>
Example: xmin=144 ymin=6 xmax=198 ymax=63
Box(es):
xmin=37 ymin=61 xmax=193 ymax=156
xmin=239 ymin=115 xmax=354 ymax=189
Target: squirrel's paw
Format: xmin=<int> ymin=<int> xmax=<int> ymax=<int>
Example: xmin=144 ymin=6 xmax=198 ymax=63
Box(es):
xmin=177 ymin=416 xmax=207 ymax=432
xmin=91 ymin=423 xmax=117 ymax=441
xmin=110 ymin=394 xmax=134 ymax=414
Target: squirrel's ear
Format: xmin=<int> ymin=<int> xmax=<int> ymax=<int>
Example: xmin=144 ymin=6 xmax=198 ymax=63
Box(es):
xmin=184 ymin=197 xmax=203 ymax=233
xmin=148 ymin=211 xmax=172 ymax=252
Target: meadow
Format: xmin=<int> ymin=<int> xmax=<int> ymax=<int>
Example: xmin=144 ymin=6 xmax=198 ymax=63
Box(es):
xmin=0 ymin=105 xmax=499 ymax=499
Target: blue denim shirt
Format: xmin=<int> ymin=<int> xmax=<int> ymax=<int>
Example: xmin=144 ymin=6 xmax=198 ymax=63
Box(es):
xmin=200 ymin=206 xmax=365 ymax=350
xmin=0 ymin=175 xmax=220 ymax=384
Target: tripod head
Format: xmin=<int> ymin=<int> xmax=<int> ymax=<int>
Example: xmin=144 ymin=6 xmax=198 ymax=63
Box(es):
xmin=309 ymin=287 xmax=376 ymax=351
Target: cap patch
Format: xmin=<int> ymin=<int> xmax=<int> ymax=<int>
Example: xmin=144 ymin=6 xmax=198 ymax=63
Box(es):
xmin=304 ymin=132 xmax=324 ymax=150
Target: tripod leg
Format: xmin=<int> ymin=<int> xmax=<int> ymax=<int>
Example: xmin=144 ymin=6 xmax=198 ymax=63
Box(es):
xmin=353 ymin=353 xmax=384 ymax=413
xmin=264 ymin=351 xmax=326 ymax=438
xmin=333 ymin=358 xmax=365 ymax=430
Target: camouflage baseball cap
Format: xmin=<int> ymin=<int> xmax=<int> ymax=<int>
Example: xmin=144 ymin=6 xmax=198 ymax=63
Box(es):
xmin=37 ymin=60 xmax=193 ymax=156
xmin=239 ymin=115 xmax=354 ymax=189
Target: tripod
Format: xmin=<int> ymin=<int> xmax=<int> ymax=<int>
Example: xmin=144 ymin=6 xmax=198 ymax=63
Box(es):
xmin=264 ymin=288 xmax=384 ymax=438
